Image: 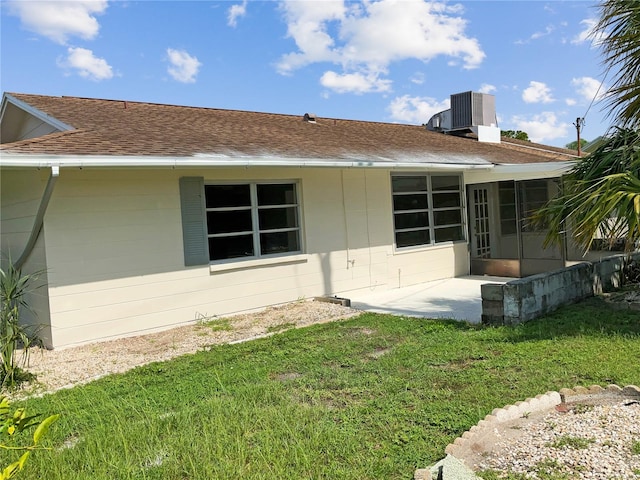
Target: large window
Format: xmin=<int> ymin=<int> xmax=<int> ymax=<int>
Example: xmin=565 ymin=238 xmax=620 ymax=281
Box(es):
xmin=205 ymin=182 xmax=301 ymax=261
xmin=392 ymin=174 xmax=464 ymax=248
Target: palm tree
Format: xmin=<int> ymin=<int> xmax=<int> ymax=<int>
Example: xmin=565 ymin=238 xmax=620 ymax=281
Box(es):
xmin=534 ymin=0 xmax=640 ymax=254
xmin=534 ymin=128 xmax=640 ymax=252
xmin=595 ymin=0 xmax=640 ymax=128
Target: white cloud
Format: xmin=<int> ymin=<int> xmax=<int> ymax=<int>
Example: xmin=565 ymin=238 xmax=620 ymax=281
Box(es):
xmin=227 ymin=0 xmax=247 ymax=27
xmin=571 ymin=76 xmax=605 ymax=102
xmin=166 ymin=48 xmax=202 ymax=83
xmin=59 ymin=47 xmax=113 ymax=80
xmin=320 ymin=71 xmax=391 ymax=94
xmin=388 ymin=95 xmax=450 ymax=124
xmin=522 ymin=81 xmax=554 ymax=104
xmin=479 ymin=83 xmax=496 ymax=94
xmin=571 ymin=18 xmax=603 ymax=45
xmin=511 ymin=112 xmax=569 ymax=143
xmin=7 ymin=0 xmax=108 ymax=44
xmin=277 ymin=0 xmax=484 ymax=93
xmin=410 ymin=72 xmax=425 ymax=85
xmin=531 ymin=25 xmax=555 ymax=40
xmin=565 ymin=98 xmax=577 ymax=106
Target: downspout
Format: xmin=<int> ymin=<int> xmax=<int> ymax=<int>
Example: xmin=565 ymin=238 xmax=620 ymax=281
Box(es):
xmin=15 ymin=166 xmax=59 ymax=270
xmin=340 ymin=170 xmax=352 ymax=270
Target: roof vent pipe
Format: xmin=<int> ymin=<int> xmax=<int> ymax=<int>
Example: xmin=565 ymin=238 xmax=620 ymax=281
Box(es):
xmin=303 ymin=113 xmax=317 ymax=123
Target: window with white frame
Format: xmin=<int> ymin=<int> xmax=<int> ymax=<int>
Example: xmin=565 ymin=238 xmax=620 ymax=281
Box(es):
xmin=391 ymin=174 xmax=464 ymax=248
xmin=205 ymin=182 xmax=301 ymax=261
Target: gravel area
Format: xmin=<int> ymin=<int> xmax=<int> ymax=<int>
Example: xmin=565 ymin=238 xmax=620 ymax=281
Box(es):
xmin=11 ymin=299 xmax=358 ymax=398
xmin=477 ymin=399 xmax=640 ymax=479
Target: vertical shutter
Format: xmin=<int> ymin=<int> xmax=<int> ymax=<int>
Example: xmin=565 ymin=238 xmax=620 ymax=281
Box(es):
xmin=179 ymin=177 xmax=209 ymax=266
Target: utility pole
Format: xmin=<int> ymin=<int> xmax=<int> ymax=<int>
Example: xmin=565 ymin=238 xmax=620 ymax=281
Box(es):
xmin=573 ymin=117 xmax=584 ymax=156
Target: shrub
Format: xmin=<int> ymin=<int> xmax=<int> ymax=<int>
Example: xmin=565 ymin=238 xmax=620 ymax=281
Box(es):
xmin=0 ymin=263 xmax=42 ymax=389
xmin=0 ymin=396 xmax=59 ymax=479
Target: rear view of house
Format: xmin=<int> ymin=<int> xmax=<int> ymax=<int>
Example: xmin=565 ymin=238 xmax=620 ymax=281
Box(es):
xmin=1 ymin=92 xmax=583 ymax=349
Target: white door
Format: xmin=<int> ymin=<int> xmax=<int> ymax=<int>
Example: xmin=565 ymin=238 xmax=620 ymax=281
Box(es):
xmin=469 ymin=185 xmax=492 ymax=259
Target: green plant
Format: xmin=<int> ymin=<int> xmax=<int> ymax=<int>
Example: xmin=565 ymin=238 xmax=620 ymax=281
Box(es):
xmin=631 ymin=439 xmax=640 ymax=455
xmin=547 ymin=435 xmax=595 ymax=450
xmin=201 ymin=318 xmax=233 ymax=332
xmin=571 ymin=403 xmax=593 ymax=414
xmin=1 ymin=396 xmax=59 ymax=479
xmin=534 ymin=458 xmax=570 ymax=479
xmin=0 ymin=263 xmax=43 ymax=389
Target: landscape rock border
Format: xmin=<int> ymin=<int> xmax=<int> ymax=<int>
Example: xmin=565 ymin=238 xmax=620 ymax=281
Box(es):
xmin=415 ymin=384 xmax=640 ymax=480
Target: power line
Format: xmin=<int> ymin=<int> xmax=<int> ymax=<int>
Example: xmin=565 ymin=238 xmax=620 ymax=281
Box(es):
xmin=582 ymin=71 xmax=608 ymax=122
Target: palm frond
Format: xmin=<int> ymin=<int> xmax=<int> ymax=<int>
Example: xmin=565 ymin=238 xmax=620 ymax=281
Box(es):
xmin=532 ymin=128 xmax=640 ymax=253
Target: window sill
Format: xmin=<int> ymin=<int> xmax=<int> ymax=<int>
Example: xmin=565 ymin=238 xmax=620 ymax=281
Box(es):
xmin=393 ymin=240 xmax=466 ymax=255
xmin=209 ymin=254 xmax=308 ymax=274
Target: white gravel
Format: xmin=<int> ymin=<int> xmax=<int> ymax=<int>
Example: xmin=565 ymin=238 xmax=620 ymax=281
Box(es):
xmin=477 ymin=400 xmax=640 ymax=479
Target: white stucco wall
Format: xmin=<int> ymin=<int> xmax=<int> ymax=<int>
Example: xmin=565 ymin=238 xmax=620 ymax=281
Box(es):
xmin=38 ymin=166 xmax=468 ymax=348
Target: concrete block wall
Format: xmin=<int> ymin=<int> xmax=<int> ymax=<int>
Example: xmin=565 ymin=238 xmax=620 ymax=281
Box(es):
xmin=482 ymin=253 xmax=638 ymax=325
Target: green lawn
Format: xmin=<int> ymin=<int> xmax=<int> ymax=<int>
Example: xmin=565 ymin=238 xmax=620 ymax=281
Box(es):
xmin=5 ymin=297 xmax=640 ymax=479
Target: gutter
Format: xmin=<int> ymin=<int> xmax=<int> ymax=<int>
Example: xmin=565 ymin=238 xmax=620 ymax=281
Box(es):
xmin=0 ymin=154 xmax=494 ymax=171
xmin=15 ymin=166 xmax=59 ymax=270
xmin=491 ymin=161 xmax=575 ymax=175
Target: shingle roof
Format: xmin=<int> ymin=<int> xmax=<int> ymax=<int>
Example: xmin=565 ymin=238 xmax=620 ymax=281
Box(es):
xmin=1 ymin=93 xmax=577 ymax=165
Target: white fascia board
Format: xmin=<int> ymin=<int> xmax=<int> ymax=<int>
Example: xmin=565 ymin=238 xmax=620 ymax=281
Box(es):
xmin=1 ymin=93 xmax=74 ymax=132
xmin=491 ymin=161 xmax=575 ymax=176
xmin=0 ymin=154 xmax=495 ymax=171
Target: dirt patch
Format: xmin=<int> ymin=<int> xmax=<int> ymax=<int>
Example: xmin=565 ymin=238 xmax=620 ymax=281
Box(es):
xmin=365 ymin=347 xmax=392 ymax=359
xmin=272 ymin=372 xmax=303 ymax=382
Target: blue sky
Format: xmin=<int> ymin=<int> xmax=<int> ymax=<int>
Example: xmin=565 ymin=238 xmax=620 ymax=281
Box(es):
xmin=1 ymin=0 xmax=611 ymax=147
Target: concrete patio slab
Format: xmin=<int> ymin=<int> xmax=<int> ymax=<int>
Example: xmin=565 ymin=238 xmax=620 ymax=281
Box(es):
xmin=348 ymin=275 xmax=512 ymax=323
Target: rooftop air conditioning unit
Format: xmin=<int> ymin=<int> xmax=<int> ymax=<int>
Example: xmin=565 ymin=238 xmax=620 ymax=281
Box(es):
xmin=450 ymin=91 xmax=496 ymax=130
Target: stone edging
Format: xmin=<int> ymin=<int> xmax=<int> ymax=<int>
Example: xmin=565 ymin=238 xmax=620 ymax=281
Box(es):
xmin=444 ymin=384 xmax=640 ymax=458
xmin=415 ymin=384 xmax=640 ymax=480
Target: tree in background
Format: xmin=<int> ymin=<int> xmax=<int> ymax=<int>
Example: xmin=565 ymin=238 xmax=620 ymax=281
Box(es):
xmin=565 ymin=139 xmax=589 ymax=151
xmin=534 ymin=0 xmax=640 ymax=254
xmin=500 ymin=130 xmax=530 ymax=141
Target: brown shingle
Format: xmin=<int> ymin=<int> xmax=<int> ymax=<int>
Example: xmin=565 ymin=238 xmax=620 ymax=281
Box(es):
xmin=1 ymin=93 xmax=577 ymax=165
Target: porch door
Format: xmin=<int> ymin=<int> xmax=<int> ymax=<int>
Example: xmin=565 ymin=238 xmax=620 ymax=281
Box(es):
xmin=470 ymin=186 xmax=492 ymax=260
xmin=468 ymin=183 xmax=521 ymax=277
xmin=517 ymin=179 xmax=565 ymax=276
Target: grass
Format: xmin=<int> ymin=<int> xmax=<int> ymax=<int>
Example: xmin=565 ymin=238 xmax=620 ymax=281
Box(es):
xmin=199 ymin=317 xmax=233 ymax=332
xmin=6 ymin=297 xmax=640 ymax=480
